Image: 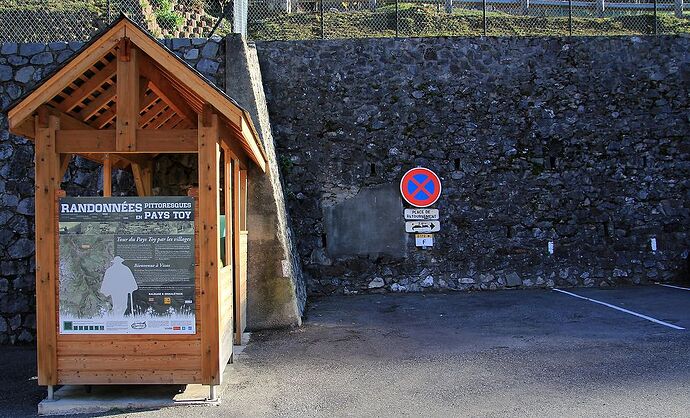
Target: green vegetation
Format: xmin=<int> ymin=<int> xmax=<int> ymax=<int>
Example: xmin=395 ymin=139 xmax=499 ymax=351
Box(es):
xmin=248 ymin=4 xmax=690 ymax=40
xmin=0 ymin=0 xmax=106 ymax=12
xmin=154 ymin=0 xmax=184 ymax=31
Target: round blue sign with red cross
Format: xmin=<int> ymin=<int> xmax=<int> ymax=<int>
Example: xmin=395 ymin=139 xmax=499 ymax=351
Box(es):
xmin=400 ymin=167 xmax=442 ymax=208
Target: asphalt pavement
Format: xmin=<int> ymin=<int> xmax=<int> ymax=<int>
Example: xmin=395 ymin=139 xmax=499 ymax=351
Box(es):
xmin=2 ymin=285 xmax=689 ymax=417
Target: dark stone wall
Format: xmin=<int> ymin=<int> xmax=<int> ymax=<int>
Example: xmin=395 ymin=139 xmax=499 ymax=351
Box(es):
xmin=0 ymin=37 xmax=225 ymax=344
xmin=256 ymin=36 xmax=690 ymax=295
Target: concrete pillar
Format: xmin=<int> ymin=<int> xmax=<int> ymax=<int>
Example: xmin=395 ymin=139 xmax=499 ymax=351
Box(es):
xmin=675 ymin=0 xmax=683 ymax=17
xmin=233 ymin=0 xmax=248 ymax=36
xmin=225 ymin=35 xmax=306 ymax=329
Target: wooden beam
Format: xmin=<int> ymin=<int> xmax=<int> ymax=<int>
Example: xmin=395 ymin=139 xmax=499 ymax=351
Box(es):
xmin=116 ymin=38 xmax=139 ymax=152
xmin=139 ymin=57 xmax=198 ymax=125
xmin=55 ymin=129 xmax=198 ymax=153
xmin=77 ymin=83 xmax=116 ymax=121
xmin=102 ymin=154 xmax=112 ymax=197
xmin=240 ymin=117 xmax=266 ymax=173
xmin=198 ymin=112 xmax=221 ymax=385
xmin=34 ymin=113 xmax=60 ymax=386
xmin=58 ymin=60 xmax=117 ymax=113
xmin=131 ymin=160 xmax=153 ymax=196
xmin=218 ymin=125 xmax=249 ymax=171
xmin=7 ymin=22 xmax=124 ymax=130
xmin=59 ymin=154 xmax=72 ymax=180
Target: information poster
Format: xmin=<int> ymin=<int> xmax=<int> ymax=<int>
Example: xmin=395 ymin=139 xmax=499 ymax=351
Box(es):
xmin=58 ymin=197 xmax=196 ymax=335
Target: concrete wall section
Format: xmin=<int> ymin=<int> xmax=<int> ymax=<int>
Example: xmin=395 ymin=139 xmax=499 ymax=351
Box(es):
xmin=256 ymin=36 xmax=690 ymax=295
xmin=225 ymin=35 xmax=306 ymax=329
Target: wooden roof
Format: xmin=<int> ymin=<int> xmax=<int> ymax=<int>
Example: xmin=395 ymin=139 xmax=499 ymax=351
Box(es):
xmin=7 ymin=14 xmax=266 ymax=172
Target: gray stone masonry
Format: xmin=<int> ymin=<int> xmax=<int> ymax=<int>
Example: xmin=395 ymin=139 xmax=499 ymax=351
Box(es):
xmin=0 ymin=36 xmax=225 ymax=344
xmin=255 ymin=36 xmax=690 ymax=295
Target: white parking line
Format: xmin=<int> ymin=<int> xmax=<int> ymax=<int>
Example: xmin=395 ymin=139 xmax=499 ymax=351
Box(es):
xmin=553 ymin=288 xmax=685 ymax=330
xmin=656 ymin=283 xmax=690 ymax=292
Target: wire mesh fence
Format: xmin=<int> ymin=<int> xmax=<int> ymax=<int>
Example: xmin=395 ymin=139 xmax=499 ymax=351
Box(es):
xmin=0 ymin=0 xmax=687 ymax=42
xmin=246 ymin=0 xmax=690 ymax=39
xmin=0 ymin=0 xmax=233 ymax=43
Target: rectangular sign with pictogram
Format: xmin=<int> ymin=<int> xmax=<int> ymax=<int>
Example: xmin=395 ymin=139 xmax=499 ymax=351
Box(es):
xmin=405 ymin=221 xmax=441 ymax=233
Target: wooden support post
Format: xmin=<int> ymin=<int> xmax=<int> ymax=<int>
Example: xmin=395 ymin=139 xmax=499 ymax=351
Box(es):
xmin=34 ymin=112 xmax=60 ymax=386
xmin=198 ymin=108 xmax=221 ymax=385
xmin=223 ymin=149 xmax=232 ymax=270
xmin=239 ymin=169 xmax=247 ymax=231
xmin=116 ymin=38 xmax=139 ymax=152
xmin=102 ymin=154 xmax=112 ymax=197
xmin=232 ymin=158 xmax=242 ymax=345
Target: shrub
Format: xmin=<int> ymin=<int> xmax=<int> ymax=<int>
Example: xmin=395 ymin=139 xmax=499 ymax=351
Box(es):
xmin=154 ymin=0 xmax=184 ymax=31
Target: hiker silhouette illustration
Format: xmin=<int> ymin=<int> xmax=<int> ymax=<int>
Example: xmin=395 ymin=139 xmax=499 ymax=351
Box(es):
xmin=100 ymin=256 xmax=138 ymax=316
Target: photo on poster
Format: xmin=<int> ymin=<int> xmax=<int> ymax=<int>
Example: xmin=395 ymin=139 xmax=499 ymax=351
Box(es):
xmin=58 ymin=197 xmax=196 ymax=335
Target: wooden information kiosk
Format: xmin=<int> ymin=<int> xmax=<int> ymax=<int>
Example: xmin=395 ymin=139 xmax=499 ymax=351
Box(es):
xmin=7 ymin=15 xmax=266 ymax=400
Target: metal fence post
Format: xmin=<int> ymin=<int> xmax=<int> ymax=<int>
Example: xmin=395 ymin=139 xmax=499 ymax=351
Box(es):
xmin=446 ymin=0 xmax=453 ymax=14
xmin=521 ymin=0 xmax=530 ymax=15
xmin=653 ymin=0 xmax=658 ymax=35
xmin=107 ymin=0 xmax=111 ymax=22
xmin=596 ymin=0 xmax=605 ymax=17
xmin=482 ymin=0 xmax=487 ymax=36
xmin=675 ymin=0 xmax=684 ymax=17
xmin=568 ymin=0 xmax=573 ymax=36
xmin=320 ymin=0 xmax=325 ymax=39
xmin=396 ymin=0 xmax=400 ymax=37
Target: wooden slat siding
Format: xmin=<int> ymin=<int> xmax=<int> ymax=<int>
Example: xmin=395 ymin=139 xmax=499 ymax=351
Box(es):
xmin=239 ymin=231 xmax=248 ymax=337
xmin=116 ymin=39 xmax=138 ymax=152
xmin=55 ymin=129 xmax=198 ymax=153
xmin=59 ymin=60 xmax=117 ymax=113
xmin=93 ymin=105 xmax=117 ymax=129
xmin=232 ymin=158 xmax=243 ymax=345
xmin=219 ymin=266 xmax=233 ymax=333
xmin=34 ymin=114 xmax=60 ymax=386
xmin=139 ymin=100 xmax=168 ymax=127
xmin=197 ymin=112 xmax=221 ymax=385
xmin=8 ymin=23 xmax=124 ymax=128
xmin=102 ymin=154 xmax=112 ymax=196
xmin=58 ymin=339 xmax=201 ymax=356
xmin=57 ymin=370 xmax=201 ymax=385
xmin=240 ymin=170 xmax=248 ymax=231
xmin=58 ymin=355 xmax=201 ymax=371
xmin=78 ymin=83 xmax=116 ymax=121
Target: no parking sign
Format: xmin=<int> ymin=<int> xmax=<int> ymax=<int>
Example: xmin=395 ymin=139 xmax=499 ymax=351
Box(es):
xmin=400 ymin=167 xmax=442 ymax=208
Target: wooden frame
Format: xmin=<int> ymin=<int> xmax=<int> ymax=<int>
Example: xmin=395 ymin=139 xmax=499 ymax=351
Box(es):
xmin=6 ymin=15 xmax=264 ymax=397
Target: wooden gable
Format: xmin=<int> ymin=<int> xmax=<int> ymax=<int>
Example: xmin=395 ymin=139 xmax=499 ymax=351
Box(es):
xmin=7 ymin=14 xmax=267 ymax=173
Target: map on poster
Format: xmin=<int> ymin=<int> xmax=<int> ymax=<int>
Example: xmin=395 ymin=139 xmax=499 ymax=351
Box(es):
xmin=58 ymin=196 xmax=196 ymax=335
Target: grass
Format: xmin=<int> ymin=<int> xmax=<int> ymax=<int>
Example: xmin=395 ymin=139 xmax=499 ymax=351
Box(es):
xmin=248 ymin=4 xmax=690 ymax=40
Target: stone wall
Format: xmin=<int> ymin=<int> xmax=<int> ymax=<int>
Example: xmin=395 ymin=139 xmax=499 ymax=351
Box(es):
xmin=0 ymin=36 xmax=224 ymax=344
xmin=256 ymin=36 xmax=690 ymax=295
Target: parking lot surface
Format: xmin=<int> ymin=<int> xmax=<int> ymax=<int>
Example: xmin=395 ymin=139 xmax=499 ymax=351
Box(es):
xmin=2 ymin=285 xmax=689 ymax=417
